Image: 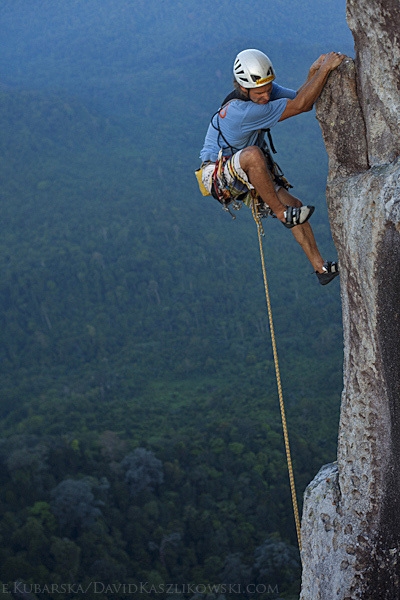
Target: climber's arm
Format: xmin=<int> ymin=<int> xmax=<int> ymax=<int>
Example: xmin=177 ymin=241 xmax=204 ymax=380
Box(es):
xmin=279 ymin=52 xmax=345 ymax=121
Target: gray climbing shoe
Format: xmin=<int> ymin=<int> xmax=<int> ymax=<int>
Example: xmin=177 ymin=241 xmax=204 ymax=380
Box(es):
xmin=316 ymin=261 xmax=339 ymax=285
xmin=282 ymin=205 xmax=315 ymax=228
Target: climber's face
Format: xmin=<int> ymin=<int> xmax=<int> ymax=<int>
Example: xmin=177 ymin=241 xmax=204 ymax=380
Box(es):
xmin=241 ymin=83 xmax=273 ymax=104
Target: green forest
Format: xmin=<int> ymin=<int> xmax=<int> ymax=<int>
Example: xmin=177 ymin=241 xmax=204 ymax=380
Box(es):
xmin=0 ymin=1 xmax=353 ymax=598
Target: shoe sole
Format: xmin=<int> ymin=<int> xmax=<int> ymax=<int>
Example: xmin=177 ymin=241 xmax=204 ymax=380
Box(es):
xmin=316 ymin=271 xmax=340 ymax=286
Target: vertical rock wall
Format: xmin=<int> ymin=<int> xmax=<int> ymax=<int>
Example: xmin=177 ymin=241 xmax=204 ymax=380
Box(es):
xmin=300 ymin=1 xmax=400 ymax=598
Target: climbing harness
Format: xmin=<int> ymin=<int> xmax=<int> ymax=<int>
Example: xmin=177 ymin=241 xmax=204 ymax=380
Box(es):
xmin=196 ymin=99 xmax=292 ymax=217
xmin=251 ymin=196 xmax=302 ymax=554
xmin=259 ymin=135 xmax=293 ymax=192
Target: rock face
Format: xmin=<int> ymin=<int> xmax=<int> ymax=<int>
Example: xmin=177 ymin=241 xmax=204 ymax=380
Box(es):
xmin=300 ymin=1 xmax=400 ymax=598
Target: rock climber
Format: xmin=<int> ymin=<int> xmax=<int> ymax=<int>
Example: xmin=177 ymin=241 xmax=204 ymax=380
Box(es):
xmin=197 ymin=49 xmax=345 ymax=285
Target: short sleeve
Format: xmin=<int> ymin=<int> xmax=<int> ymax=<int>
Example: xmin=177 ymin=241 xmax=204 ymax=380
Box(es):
xmin=271 ymin=82 xmax=297 ymax=100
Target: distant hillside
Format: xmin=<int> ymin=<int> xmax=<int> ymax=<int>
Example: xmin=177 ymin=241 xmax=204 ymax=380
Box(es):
xmin=1 ymin=0 xmax=353 ymax=114
xmin=0 ymin=0 xmax=345 ymax=509
xmin=0 ymin=86 xmax=343 ymax=597
xmin=0 ymin=85 xmax=342 ymax=432
xmin=0 ymin=3 xmax=347 ymax=593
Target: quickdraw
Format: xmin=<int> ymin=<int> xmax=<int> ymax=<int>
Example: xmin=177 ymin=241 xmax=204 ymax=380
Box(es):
xmin=210 ymin=151 xmax=244 ymax=219
xmin=211 ymin=151 xmax=232 ymax=205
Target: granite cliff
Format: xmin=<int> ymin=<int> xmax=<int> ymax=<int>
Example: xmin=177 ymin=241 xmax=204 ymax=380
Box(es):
xmin=300 ymin=0 xmax=400 ymax=598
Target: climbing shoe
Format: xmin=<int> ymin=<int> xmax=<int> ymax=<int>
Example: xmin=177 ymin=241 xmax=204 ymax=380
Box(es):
xmin=282 ymin=205 xmax=315 ymax=228
xmin=316 ymin=261 xmax=339 ymax=286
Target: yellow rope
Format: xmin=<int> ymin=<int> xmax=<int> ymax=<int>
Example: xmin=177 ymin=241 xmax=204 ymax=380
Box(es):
xmin=251 ymin=197 xmax=302 ymax=553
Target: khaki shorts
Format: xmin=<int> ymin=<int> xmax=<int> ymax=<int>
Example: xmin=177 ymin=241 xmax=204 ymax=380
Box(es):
xmin=202 ymin=150 xmax=280 ymax=201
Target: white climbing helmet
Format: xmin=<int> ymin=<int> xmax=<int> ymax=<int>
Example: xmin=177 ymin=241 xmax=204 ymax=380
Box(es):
xmin=233 ymin=49 xmax=276 ymax=88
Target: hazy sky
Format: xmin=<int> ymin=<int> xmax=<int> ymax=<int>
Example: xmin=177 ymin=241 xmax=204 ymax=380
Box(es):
xmin=1 ymin=0 xmax=353 ymax=96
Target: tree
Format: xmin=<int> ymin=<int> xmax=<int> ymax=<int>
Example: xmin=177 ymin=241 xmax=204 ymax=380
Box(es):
xmin=253 ymin=534 xmax=300 ymax=591
xmin=120 ymin=448 xmax=164 ymax=496
xmin=50 ymin=477 xmax=105 ymax=534
xmin=49 ymin=536 xmax=81 ymax=581
xmin=219 ymin=552 xmax=252 ymax=590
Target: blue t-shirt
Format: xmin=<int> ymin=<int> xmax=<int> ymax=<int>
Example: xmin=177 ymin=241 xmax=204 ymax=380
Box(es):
xmin=200 ymin=82 xmax=297 ymax=163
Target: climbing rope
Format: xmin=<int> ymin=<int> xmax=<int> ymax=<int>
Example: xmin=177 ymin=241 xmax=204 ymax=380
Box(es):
xmin=251 ymin=197 xmax=302 ymax=553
